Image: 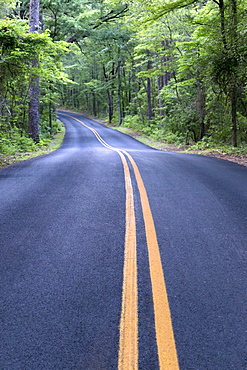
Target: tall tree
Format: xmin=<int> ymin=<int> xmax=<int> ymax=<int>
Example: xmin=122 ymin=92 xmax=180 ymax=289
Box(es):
xmin=29 ymin=0 xmax=40 ymax=141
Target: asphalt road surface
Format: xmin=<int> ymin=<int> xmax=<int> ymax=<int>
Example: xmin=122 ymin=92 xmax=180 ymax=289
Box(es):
xmin=1 ymin=110 xmax=246 ymax=369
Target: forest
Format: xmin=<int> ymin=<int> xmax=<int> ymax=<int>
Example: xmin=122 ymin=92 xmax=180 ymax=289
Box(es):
xmin=1 ymin=0 xmax=247 ymax=155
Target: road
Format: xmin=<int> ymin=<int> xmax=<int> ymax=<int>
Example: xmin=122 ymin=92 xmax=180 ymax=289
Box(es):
xmin=0 ymin=110 xmax=246 ymax=369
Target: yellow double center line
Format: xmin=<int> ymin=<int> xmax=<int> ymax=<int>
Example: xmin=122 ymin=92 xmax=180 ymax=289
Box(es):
xmin=59 ymin=113 xmax=179 ymax=369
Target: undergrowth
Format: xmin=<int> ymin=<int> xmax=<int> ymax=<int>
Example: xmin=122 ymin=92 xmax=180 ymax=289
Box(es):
xmin=0 ymin=121 xmax=65 ymax=168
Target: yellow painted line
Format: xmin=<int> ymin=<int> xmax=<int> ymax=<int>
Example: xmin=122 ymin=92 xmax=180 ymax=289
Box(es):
xmin=59 ymin=112 xmax=179 ymax=369
xmin=59 ymin=113 xmax=138 ymax=368
xmin=118 ymin=151 xmax=138 ymax=370
xmin=125 ymin=152 xmax=179 ymax=370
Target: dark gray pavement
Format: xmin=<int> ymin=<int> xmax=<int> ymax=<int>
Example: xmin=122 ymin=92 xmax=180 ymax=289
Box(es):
xmin=0 ymin=111 xmax=246 ymax=369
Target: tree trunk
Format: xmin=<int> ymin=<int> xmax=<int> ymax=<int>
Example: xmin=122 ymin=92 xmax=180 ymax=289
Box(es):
xmin=157 ymin=76 xmax=164 ymax=118
xmin=108 ymin=91 xmax=114 ymax=124
xmin=197 ymin=80 xmax=206 ymax=140
xmin=117 ymin=60 xmax=123 ymax=125
xmin=231 ymin=84 xmax=237 ymax=147
xmin=146 ymin=50 xmax=153 ymax=120
xmin=218 ymin=0 xmax=227 ymax=50
xmin=103 ymin=65 xmax=115 ymax=124
xmin=29 ymin=0 xmax=40 ymax=141
xmin=230 ymin=0 xmax=238 ymax=147
xmin=29 ymin=62 xmax=40 ymax=141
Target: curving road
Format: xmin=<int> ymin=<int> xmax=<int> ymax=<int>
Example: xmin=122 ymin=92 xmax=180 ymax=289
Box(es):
xmin=0 ymin=110 xmax=246 ymax=369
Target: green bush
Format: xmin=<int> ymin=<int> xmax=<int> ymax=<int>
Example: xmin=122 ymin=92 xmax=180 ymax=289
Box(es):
xmin=0 ymin=131 xmax=36 ymax=154
xmin=123 ymin=115 xmax=143 ymax=129
xmin=52 ymin=120 xmax=63 ymax=134
xmin=16 ymin=136 xmax=36 ymax=151
xmin=0 ymin=139 xmax=16 ymax=155
xmin=163 ymin=132 xmax=185 ymax=144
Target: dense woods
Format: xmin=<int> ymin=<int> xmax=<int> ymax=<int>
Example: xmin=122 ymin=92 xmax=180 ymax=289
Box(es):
xmin=1 ymin=0 xmax=247 ymax=154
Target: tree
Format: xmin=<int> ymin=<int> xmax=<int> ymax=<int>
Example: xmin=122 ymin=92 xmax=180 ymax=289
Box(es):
xmin=15 ymin=0 xmax=244 ymax=148
xmin=138 ymin=0 xmax=247 ymax=146
xmin=0 ymin=0 xmax=15 ymax=17
xmin=29 ymin=0 xmax=40 ymax=141
xmin=0 ymin=17 xmax=68 ymax=151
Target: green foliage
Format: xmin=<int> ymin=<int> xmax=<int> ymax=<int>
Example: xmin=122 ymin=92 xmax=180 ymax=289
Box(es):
xmin=0 ymin=0 xmax=15 ymax=17
xmin=0 ymin=129 xmax=36 ymax=154
xmin=0 ymin=120 xmax=64 ymax=155
xmin=1 ymin=0 xmax=246 ymax=151
xmin=123 ymin=115 xmax=143 ymax=129
xmin=0 ymin=14 xmax=69 ymax=153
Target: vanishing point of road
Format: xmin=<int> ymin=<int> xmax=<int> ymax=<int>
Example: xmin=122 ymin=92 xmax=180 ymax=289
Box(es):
xmin=1 ymin=111 xmax=246 ymax=369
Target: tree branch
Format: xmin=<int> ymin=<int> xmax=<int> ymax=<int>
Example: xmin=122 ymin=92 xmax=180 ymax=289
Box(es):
xmin=67 ymin=4 xmax=129 ymax=43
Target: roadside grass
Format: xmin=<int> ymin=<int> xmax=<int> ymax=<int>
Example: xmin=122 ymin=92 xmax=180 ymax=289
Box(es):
xmin=111 ymin=125 xmax=247 ymax=153
xmin=0 ymin=122 xmax=65 ymax=169
xmin=110 ymin=125 xmax=247 ymax=166
xmin=109 ymin=126 xmax=187 ymax=151
xmin=185 ymin=143 xmax=247 ymax=156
